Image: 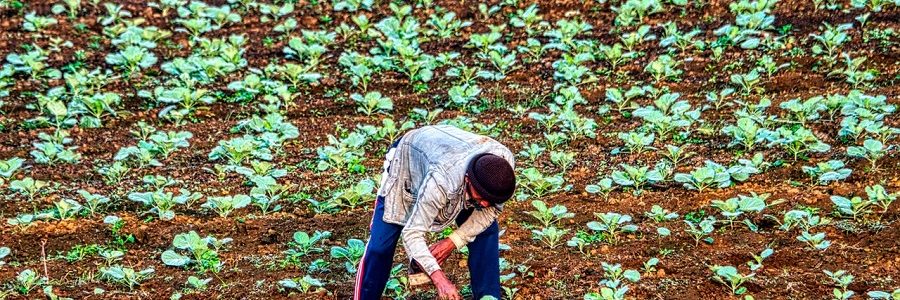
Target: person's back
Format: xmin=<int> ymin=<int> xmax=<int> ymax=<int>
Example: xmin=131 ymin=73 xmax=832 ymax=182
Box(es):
xmin=403 ymin=125 xmax=511 ymax=205
xmin=379 ymin=125 xmax=514 ymax=229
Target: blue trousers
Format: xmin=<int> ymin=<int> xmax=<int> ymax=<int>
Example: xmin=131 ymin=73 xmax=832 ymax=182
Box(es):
xmin=352 ymin=197 xmax=501 ymax=299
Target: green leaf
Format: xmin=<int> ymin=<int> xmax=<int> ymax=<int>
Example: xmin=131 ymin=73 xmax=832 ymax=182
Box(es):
xmin=161 ymin=250 xmax=190 ymax=266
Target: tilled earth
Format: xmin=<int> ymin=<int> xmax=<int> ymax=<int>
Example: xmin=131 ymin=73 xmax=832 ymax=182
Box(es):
xmin=0 ymin=0 xmax=899 ymax=299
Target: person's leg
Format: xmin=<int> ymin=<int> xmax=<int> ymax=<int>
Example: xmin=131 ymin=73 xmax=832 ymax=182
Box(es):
xmin=455 ymin=209 xmax=502 ymax=299
xmin=354 ymin=196 xmax=404 ymax=300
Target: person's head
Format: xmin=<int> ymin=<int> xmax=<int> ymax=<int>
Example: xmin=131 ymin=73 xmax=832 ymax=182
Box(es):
xmin=465 ymin=153 xmax=516 ymax=209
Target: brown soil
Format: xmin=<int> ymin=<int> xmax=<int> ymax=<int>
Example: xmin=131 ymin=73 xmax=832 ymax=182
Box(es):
xmin=1 ymin=0 xmax=899 ymax=299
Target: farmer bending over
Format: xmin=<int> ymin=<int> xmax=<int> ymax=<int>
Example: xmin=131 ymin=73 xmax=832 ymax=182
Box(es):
xmin=353 ymin=125 xmax=516 ymax=300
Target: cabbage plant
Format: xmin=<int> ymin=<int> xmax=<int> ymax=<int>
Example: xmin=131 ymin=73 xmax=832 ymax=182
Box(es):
xmin=161 ymin=231 xmax=231 ymax=273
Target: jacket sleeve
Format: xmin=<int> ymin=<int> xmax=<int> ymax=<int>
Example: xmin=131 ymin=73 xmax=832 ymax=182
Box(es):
xmin=447 ymin=146 xmax=512 ymax=249
xmin=400 ymin=173 xmax=448 ymax=275
xmin=447 ymin=203 xmax=502 ymax=249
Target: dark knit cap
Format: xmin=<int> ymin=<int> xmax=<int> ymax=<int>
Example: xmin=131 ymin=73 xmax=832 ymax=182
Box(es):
xmin=466 ymin=153 xmax=516 ymax=204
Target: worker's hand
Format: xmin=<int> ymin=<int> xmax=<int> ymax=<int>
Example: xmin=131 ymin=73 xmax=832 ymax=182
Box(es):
xmin=429 ymin=270 xmax=461 ymax=300
xmin=429 ymin=238 xmax=455 ymax=266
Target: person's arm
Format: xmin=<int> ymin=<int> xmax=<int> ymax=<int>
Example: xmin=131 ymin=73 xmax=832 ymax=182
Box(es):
xmin=447 ymin=204 xmax=502 ymax=249
xmin=400 ymin=173 xmax=448 ymax=275
xmin=446 ymin=148 xmax=512 ymax=249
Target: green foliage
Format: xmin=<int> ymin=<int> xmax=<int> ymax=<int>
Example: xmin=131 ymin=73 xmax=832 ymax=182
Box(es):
xmin=644 ymin=205 xmax=679 ymax=222
xmin=810 ymin=23 xmax=852 ymax=64
xmin=830 ymin=194 xmax=873 ymax=220
xmin=31 ymin=131 xmax=81 ymax=165
xmin=797 ymin=230 xmax=831 ymax=250
xmin=339 ymin=51 xmax=378 ymax=91
xmin=128 ymin=189 xmax=202 ymax=221
xmin=829 ymin=53 xmax=877 ymax=88
xmin=531 ymin=226 xmax=569 ymax=248
xmin=777 ymin=209 xmax=829 ymax=231
xmin=587 ymin=212 xmax=638 ymax=245
xmin=684 ymin=217 xmax=717 ymax=245
xmin=284 ymin=230 xmax=332 ymax=262
xmin=527 ymin=200 xmax=574 ymax=227
xmin=543 ymin=19 xmax=593 ymax=52
xmin=316 ymin=128 xmax=372 ymax=173
xmin=185 ymin=276 xmax=212 ymax=291
xmin=6 ymin=48 xmax=62 ymax=79
xmin=617 ymin=131 xmax=655 ymax=154
xmin=70 ymin=92 xmax=121 ymax=128
xmin=161 ymin=231 xmax=231 ymax=273
xmin=801 ymin=160 xmax=851 ymax=185
xmin=0 ymin=246 xmax=9 ymax=266
xmin=509 ymin=4 xmax=545 ymax=36
xmin=780 ymin=99 xmax=827 ymax=129
xmin=51 ymin=0 xmax=82 ymax=18
xmin=352 ymin=91 xmax=393 ymax=116
xmin=330 ymin=178 xmax=375 ymax=209
xmin=231 ymin=113 xmax=299 ymax=147
xmin=710 ymin=265 xmax=753 ymax=295
xmin=674 ymin=160 xmax=759 ymax=192
xmin=9 ymin=177 xmax=49 ymax=202
xmin=722 ymin=118 xmax=774 ymax=151
xmin=201 ymin=194 xmax=251 ymax=217
xmin=258 ymin=2 xmax=294 ymax=23
xmin=331 ymin=239 xmax=365 ymax=274
xmin=149 ymin=0 xmax=187 ymax=17
xmin=279 ymin=275 xmax=325 ymax=293
xmin=246 ymin=178 xmax=284 ymax=214
xmin=447 ymin=84 xmax=482 ymax=108
xmin=847 ymin=138 xmax=887 ymax=171
xmin=585 ymin=178 xmax=615 ymax=200
xmin=611 ymin=163 xmax=665 ymax=195
xmin=0 ymin=157 xmax=24 ymax=185
xmin=49 ymin=198 xmax=82 ymax=220
xmin=99 ymin=265 xmax=154 ymax=290
xmin=14 ymin=269 xmax=47 ymax=295
xmin=105 ymin=46 xmax=157 ymax=73
xmin=426 ymin=11 xmax=471 ymax=39
xmin=644 ymin=54 xmax=682 ymax=82
xmin=517 ymin=167 xmax=566 ymax=200
xmin=209 ymin=135 xmax=273 ymax=165
xmin=150 ymin=86 xmax=216 ymax=124
xmin=333 ymin=0 xmax=373 ymax=12
xmin=284 ymin=30 xmax=334 ymax=68
xmin=23 ymin=12 xmax=58 ymax=33
xmin=768 ymin=125 xmax=831 ymax=160
xmin=867 ymin=289 xmax=900 ymax=299
xmin=660 ymin=144 xmax=695 ymax=167
xmin=711 ymin=192 xmax=775 ymax=227
xmin=584 ymin=262 xmax=641 ymax=299
xmin=632 ymin=93 xmax=700 ymax=139
xmin=824 ymin=270 xmax=854 ymax=300
xmin=660 ymin=22 xmax=702 ymax=53
xmin=613 ymin=0 xmax=662 ymax=27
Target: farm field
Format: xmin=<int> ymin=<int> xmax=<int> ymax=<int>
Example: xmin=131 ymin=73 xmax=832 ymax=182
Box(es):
xmin=0 ymin=0 xmax=899 ymax=299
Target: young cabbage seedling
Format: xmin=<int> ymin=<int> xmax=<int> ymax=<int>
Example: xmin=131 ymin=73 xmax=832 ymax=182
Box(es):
xmin=331 ymin=239 xmax=365 ymax=274
xmin=99 ymin=265 xmax=154 ymax=290
xmin=526 ymin=200 xmax=574 ymax=227
xmin=587 ymin=212 xmax=638 ymax=245
xmin=531 ymin=226 xmax=569 ymax=249
xmin=797 ymin=230 xmax=831 ymax=250
xmin=710 ymin=265 xmax=754 ymax=295
xmin=824 ymin=270 xmax=855 ymax=300
xmin=279 ymin=275 xmax=325 ymax=293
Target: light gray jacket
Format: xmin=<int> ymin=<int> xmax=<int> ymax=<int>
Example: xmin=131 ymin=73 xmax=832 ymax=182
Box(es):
xmin=376 ymin=125 xmax=515 ymax=275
